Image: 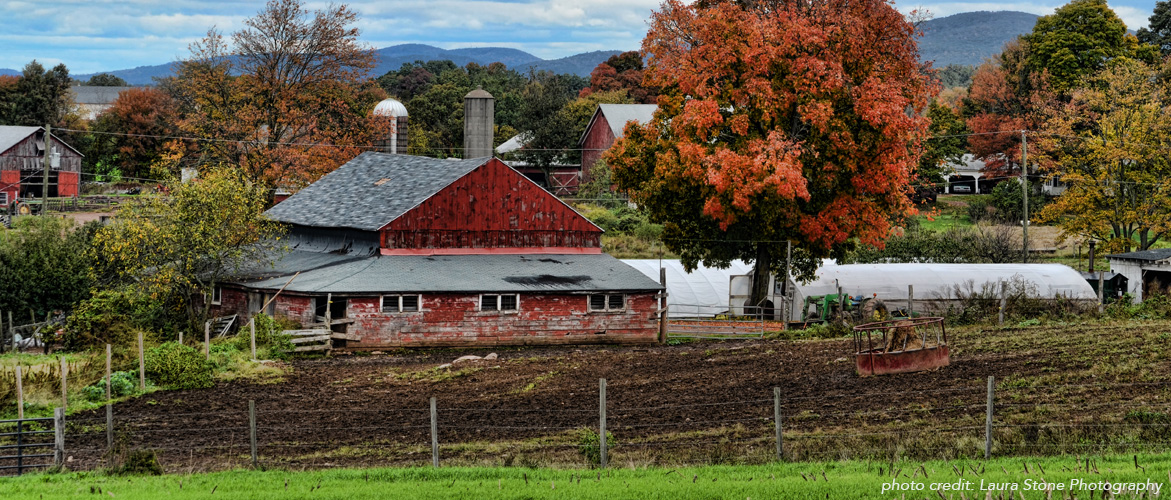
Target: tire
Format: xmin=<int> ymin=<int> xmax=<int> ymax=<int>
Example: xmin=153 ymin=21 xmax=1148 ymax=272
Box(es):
xmin=14 ymin=202 xmax=31 ymax=215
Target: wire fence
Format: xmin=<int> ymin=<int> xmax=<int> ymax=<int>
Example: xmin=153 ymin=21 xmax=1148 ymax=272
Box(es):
xmin=4 ymin=377 xmax=1168 ymax=475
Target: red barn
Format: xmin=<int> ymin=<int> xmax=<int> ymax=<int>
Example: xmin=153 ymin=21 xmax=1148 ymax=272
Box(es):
xmin=0 ymin=126 xmax=83 ymax=207
xmin=578 ymin=104 xmax=657 ymax=186
xmin=214 ymin=152 xmax=664 ymax=347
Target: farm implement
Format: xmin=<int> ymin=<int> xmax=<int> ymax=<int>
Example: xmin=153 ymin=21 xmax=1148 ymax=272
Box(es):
xmin=851 ymin=316 xmax=950 ymax=376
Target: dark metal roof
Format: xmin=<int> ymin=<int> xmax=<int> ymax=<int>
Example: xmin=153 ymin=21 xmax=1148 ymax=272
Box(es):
xmin=1080 ymin=271 xmax=1124 ymax=281
xmin=234 ymin=251 xmax=664 ymax=294
xmin=1106 ymin=248 xmax=1171 ymax=262
xmin=265 ymin=152 xmax=491 ymax=231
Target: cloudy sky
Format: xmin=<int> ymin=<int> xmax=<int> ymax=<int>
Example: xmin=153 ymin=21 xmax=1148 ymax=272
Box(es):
xmin=0 ymin=0 xmax=1158 ymax=75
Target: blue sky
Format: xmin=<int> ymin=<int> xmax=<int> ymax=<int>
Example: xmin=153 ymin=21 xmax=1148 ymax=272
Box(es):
xmin=0 ymin=0 xmax=1158 ymax=75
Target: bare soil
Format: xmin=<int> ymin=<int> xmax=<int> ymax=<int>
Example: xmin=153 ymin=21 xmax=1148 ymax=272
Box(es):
xmin=62 ymin=320 xmax=1171 ymax=472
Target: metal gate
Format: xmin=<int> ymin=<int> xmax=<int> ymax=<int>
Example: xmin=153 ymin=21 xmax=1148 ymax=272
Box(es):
xmin=0 ymin=412 xmax=63 ymax=476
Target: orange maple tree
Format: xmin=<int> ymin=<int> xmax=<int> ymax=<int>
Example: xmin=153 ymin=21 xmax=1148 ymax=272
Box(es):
xmin=164 ymin=0 xmax=392 ymax=189
xmin=608 ymin=0 xmax=932 ymax=307
xmin=92 ymin=87 xmax=181 ymax=179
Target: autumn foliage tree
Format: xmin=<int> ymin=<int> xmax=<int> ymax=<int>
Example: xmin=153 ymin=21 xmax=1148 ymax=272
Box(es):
xmin=164 ymin=0 xmax=391 ymax=189
xmin=579 ymin=51 xmax=658 ymax=104
xmin=609 ymin=0 xmax=932 ymax=307
xmin=92 ymin=167 xmax=284 ymax=326
xmin=91 ymin=87 xmax=181 ymax=180
xmin=1035 ymin=58 xmax=1171 ymax=252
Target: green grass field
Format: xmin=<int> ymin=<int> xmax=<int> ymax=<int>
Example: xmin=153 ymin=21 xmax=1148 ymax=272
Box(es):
xmin=7 ymin=454 xmax=1171 ymax=499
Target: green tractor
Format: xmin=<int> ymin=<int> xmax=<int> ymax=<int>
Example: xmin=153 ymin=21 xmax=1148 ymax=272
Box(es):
xmin=798 ymin=293 xmax=886 ymax=325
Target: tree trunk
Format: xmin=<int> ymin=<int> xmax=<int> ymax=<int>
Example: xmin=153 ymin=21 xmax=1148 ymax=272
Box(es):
xmin=750 ymin=245 xmax=773 ymax=319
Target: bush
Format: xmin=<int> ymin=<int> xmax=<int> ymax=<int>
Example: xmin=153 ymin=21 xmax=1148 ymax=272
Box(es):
xmin=576 ymin=427 xmax=615 ymax=466
xmin=144 ymin=342 xmax=214 ymax=389
xmin=231 ymin=314 xmax=294 ymax=360
xmin=82 ymin=371 xmax=138 ymax=402
xmin=61 ymin=287 xmax=177 ymax=350
xmin=113 ymin=449 xmax=163 ymax=476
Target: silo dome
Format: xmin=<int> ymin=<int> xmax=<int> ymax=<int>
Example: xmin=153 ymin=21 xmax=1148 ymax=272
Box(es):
xmin=373 ymin=98 xmax=409 ymax=118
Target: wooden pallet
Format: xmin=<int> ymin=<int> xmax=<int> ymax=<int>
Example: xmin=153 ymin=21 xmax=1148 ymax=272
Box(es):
xmin=284 ymin=329 xmax=333 ymax=353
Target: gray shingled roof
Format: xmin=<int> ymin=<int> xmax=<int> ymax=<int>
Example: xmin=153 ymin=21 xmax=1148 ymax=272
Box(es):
xmin=0 ymin=126 xmax=41 ymax=155
xmin=70 ymin=86 xmax=138 ymax=105
xmin=599 ymin=104 xmax=658 ymax=137
xmin=236 ymin=251 xmax=664 ymax=294
xmin=1107 ymin=248 xmax=1171 ymax=262
xmin=265 ymin=152 xmax=491 ymax=231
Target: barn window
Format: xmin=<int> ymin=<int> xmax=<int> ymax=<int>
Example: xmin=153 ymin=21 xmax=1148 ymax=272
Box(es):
xmin=481 ymin=294 xmax=519 ymax=312
xmin=589 ymin=294 xmax=626 ymax=312
xmin=381 ymin=294 xmax=422 ymax=313
xmin=0 ymin=192 xmax=7 ymax=206
xmin=211 ymin=286 xmax=222 ymax=305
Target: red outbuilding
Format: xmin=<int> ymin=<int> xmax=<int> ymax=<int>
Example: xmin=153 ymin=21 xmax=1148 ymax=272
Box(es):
xmin=0 ymin=126 xmax=83 ymax=208
xmin=578 ymin=104 xmax=657 ymax=186
xmin=213 ymin=152 xmax=664 ymax=347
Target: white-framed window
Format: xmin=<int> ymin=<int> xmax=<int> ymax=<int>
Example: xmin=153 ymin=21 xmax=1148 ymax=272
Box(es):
xmin=0 ymin=192 xmax=8 ymax=206
xmin=211 ymin=286 xmax=222 ymax=305
xmin=480 ymin=294 xmax=519 ymax=312
xmin=381 ymin=294 xmax=421 ymax=313
xmin=589 ymin=293 xmax=626 ymax=312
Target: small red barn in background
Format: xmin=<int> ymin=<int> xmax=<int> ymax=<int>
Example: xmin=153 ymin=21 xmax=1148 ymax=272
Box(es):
xmin=578 ymin=104 xmax=657 ymax=186
xmin=0 ymin=126 xmax=83 ymax=207
xmin=214 ymin=152 xmax=664 ymax=347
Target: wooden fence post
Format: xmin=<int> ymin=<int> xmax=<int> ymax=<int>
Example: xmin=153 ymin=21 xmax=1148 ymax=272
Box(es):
xmin=0 ymin=309 xmax=4 ymax=354
xmin=106 ymin=344 xmax=112 ymax=451
xmin=250 ymin=318 xmax=257 ymax=361
xmin=430 ymin=397 xmax=439 ymax=468
xmin=249 ymin=400 xmax=258 ymax=468
xmin=54 ymin=407 xmax=65 ymax=467
xmin=15 ymin=365 xmax=23 ymax=419
xmin=137 ymin=332 xmax=145 ymax=391
xmin=599 ymin=378 xmax=608 ymax=469
xmin=658 ymin=268 xmax=668 ymax=343
xmin=1098 ymin=271 xmax=1105 ymax=314
xmin=178 ymin=331 xmax=183 ymax=346
xmin=774 ymin=386 xmax=783 ymax=461
xmin=999 ymin=282 xmax=1007 ymax=326
xmin=985 ymin=375 xmax=995 ymax=460
xmin=907 ymin=285 xmax=914 ymax=318
xmin=60 ymin=357 xmax=67 ymax=409
xmin=204 ymin=321 xmax=211 ymax=360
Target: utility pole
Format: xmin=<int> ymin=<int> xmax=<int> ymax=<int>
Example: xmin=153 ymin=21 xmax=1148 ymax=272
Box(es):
xmin=42 ymin=123 xmax=51 ymax=213
xmin=1021 ymin=130 xmax=1029 ymax=263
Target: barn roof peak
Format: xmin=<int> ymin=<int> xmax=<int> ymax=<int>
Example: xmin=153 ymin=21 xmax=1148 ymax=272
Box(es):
xmin=266 ymin=152 xmax=492 ymax=231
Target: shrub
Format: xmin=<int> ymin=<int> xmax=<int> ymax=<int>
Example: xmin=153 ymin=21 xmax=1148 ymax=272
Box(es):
xmin=144 ymin=342 xmax=214 ymax=389
xmin=113 ymin=449 xmax=163 ymax=475
xmin=231 ymin=314 xmax=294 ymax=360
xmin=82 ymin=371 xmax=138 ymax=402
xmin=575 ymin=427 xmax=615 ymax=466
xmin=61 ymin=287 xmax=178 ymax=350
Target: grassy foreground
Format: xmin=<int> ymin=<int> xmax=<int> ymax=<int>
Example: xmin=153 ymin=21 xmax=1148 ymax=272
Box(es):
xmin=7 ymin=454 xmax=1171 ymax=499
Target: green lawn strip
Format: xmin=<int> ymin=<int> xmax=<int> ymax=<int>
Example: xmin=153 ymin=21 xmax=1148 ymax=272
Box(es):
xmin=7 ymin=454 xmax=1171 ymax=499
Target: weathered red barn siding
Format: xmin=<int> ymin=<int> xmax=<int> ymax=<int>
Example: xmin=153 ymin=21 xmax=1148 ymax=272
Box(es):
xmin=0 ymin=131 xmax=83 ymax=199
xmin=344 ymin=292 xmax=659 ymax=347
xmin=380 ymin=158 xmax=602 ymax=251
xmin=579 ymin=114 xmax=615 ymax=186
xmin=57 ymin=171 xmax=79 ymax=197
xmin=212 ymin=288 xmax=659 ymax=346
xmin=210 ymin=288 xmax=314 ymax=326
xmin=0 ymin=170 xmax=17 ymax=204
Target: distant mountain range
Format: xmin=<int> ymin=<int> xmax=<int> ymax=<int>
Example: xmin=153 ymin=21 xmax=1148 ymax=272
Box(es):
xmin=1 ymin=11 xmax=1044 ymax=84
xmin=33 ymin=45 xmax=621 ymax=85
xmin=918 ymin=11 xmax=1040 ymax=67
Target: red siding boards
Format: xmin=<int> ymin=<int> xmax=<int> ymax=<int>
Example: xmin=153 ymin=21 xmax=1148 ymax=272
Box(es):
xmin=0 ymin=170 xmax=17 ymax=204
xmin=211 ymin=288 xmax=659 ymax=347
xmin=380 ymin=158 xmax=602 ymax=254
xmin=580 ymin=114 xmax=615 ymax=186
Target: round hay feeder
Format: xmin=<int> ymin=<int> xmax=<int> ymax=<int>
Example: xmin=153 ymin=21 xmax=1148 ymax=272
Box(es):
xmin=852 ymin=317 xmax=949 ymax=376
